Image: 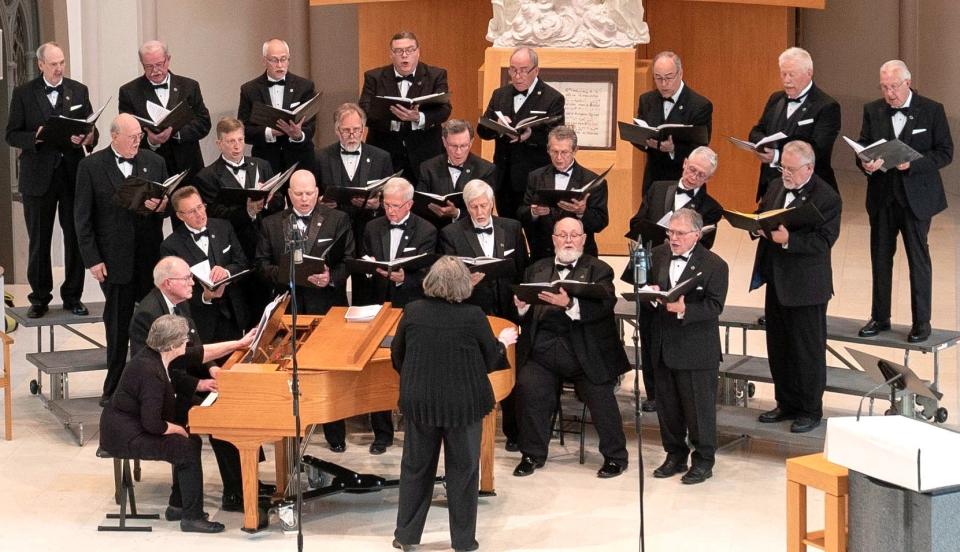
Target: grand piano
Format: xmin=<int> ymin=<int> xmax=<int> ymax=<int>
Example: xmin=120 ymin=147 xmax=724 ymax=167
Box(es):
xmin=190 ymin=301 xmax=516 ymax=532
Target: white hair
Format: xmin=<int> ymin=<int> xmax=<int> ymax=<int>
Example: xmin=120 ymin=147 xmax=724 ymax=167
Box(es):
xmin=262 ymin=39 xmax=290 ymax=58
xmin=138 ymin=40 xmax=168 ymax=61
xmin=778 ymin=47 xmax=813 ymax=73
xmin=689 ymin=146 xmax=718 ymax=174
xmin=880 ymin=59 xmax=912 ymax=81
xmin=462 ymin=180 xmax=494 ymax=205
xmin=383 ymin=178 xmax=414 ymax=201
xmin=783 ymin=140 xmax=815 ymax=166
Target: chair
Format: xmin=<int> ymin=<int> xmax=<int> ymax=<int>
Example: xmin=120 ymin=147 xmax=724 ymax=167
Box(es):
xmin=96 ymin=447 xmax=159 ymax=532
xmin=1 ymin=331 xmax=12 ymax=440
xmin=786 ymin=452 xmax=849 ymax=552
xmin=550 ymin=382 xmax=591 ymax=464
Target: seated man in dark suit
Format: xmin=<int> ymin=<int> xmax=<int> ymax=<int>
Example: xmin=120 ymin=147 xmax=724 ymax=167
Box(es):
xmin=160 ymin=186 xmax=251 ymax=344
xmin=354 ymin=177 xmax=437 ymax=454
xmin=512 ymin=217 xmax=630 ymax=479
xmin=358 ymin=31 xmax=450 ymax=183
xmin=416 ymin=119 xmax=496 ymax=227
xmin=643 ymin=210 xmax=728 ymax=485
xmin=128 ymin=256 xmax=257 ymax=514
xmin=195 ymin=117 xmax=283 ymax=315
xmin=238 ymin=38 xmax=316 ymax=173
xmin=256 ymin=170 xmax=354 ymax=451
xmin=314 ymin=102 xmax=392 ymax=244
xmin=518 ymin=125 xmax=609 ymax=261
xmin=439 ymin=179 xmax=527 ymax=450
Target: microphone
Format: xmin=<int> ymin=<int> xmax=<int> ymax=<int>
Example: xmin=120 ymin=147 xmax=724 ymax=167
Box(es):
xmin=632 ymin=238 xmax=649 ymax=286
xmin=287 ymin=213 xmax=305 ymax=265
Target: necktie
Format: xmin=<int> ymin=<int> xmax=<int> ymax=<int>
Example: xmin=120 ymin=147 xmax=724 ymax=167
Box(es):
xmin=191 ymin=229 xmax=209 ymax=242
xmin=671 ymin=254 xmax=689 ymax=262
xmin=787 ymin=92 xmax=809 ymax=104
xmin=555 ymin=263 xmax=574 ymax=273
xmin=447 ymin=163 xmax=464 ymax=171
xmin=152 ymin=82 xmax=169 ymax=90
xmin=226 ymin=162 xmax=244 ymax=175
xmin=554 ymin=168 xmax=570 ymax=177
xmin=661 ymin=96 xmax=675 ymax=104
xmin=116 ymin=155 xmax=134 ymax=165
xmin=676 ymin=187 xmax=696 ymax=198
xmin=269 ymin=79 xmax=286 ymax=87
xmin=340 ymin=148 xmax=360 ymax=156
xmin=45 ymin=84 xmax=63 ymax=95
xmin=473 ymin=226 xmax=493 ymax=235
xmin=395 ymin=74 xmax=414 ymax=83
xmin=888 ymin=106 xmax=908 ymax=116
xmin=512 ymin=87 xmax=528 ymax=97
xmin=389 ymin=222 xmax=407 ymax=231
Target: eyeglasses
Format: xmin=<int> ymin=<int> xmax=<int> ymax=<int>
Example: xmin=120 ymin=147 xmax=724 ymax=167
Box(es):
xmin=508 ymin=66 xmax=536 ymax=77
xmin=167 ymin=275 xmax=194 ymax=283
xmin=445 ymin=143 xmax=471 ymax=151
xmin=178 ymin=203 xmax=206 ymax=217
xmin=383 ymin=200 xmax=411 ymax=211
xmin=141 ymin=59 xmax=169 ymax=72
xmin=553 ymin=232 xmax=585 ymax=241
xmin=548 ymin=148 xmax=575 ymax=157
xmin=879 ymin=80 xmax=906 ymax=93
xmin=666 ymin=229 xmax=698 ymax=237
xmin=390 ymin=46 xmax=418 ymax=56
xmin=774 ymin=163 xmax=811 ymax=176
xmin=219 ymin=138 xmax=244 ymax=147
xmin=653 ymin=72 xmax=678 ymax=83
xmin=265 ymin=56 xmax=290 ymax=65
xmin=684 ymin=164 xmax=710 ymax=180
xmin=121 ymin=132 xmax=144 ymax=141
xmin=337 ymin=127 xmax=363 ymax=136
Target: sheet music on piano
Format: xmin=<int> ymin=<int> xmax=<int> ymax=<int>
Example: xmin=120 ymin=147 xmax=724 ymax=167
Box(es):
xmin=246 ymin=292 xmax=288 ymax=362
xmin=199 ymin=392 xmax=219 ymax=407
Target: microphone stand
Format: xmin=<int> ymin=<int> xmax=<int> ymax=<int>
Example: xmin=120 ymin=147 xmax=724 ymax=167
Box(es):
xmin=629 ymin=238 xmax=650 ymax=552
xmin=285 ymin=215 xmax=305 ymax=551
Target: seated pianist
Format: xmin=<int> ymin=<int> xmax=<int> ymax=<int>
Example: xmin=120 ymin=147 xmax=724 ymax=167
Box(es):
xmin=99 ymin=314 xmax=225 ymax=533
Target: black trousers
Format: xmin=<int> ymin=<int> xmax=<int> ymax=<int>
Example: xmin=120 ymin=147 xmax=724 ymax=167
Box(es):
xmin=21 ymin=162 xmax=85 ymax=307
xmin=127 ymin=432 xmax=205 ymax=520
xmin=765 ymin=279 xmax=828 ymax=419
xmin=495 ymin=187 xmax=525 ymax=221
xmin=654 ymin=363 xmax=717 ymax=466
xmin=516 ymin=336 xmax=628 ymax=465
xmin=499 ymin=391 xmax=518 ymax=443
xmin=395 ymin=418 xmax=481 ymax=551
xmin=100 ymin=282 xmax=138 ymax=397
xmin=869 ymin=202 xmax=933 ymax=324
xmin=371 ymin=411 xmax=394 ymax=446
xmin=170 ymin=435 xmax=243 ymax=505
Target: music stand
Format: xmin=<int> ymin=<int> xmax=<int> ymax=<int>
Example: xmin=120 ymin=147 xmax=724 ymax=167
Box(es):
xmin=846 ymin=347 xmax=943 ymax=421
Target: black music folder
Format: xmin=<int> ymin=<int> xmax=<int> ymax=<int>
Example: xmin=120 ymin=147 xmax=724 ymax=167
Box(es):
xmin=249 ymin=91 xmax=323 ymax=130
xmin=478 ymin=113 xmax=562 ymax=138
xmin=132 ymin=101 xmax=194 ymax=134
xmin=323 ymin=170 xmax=402 ymax=207
xmin=214 ymin=163 xmax=298 ymax=205
xmin=621 ymin=273 xmax=702 ymax=304
xmin=345 ymin=253 xmax=439 ymax=276
xmin=727 ymin=132 xmax=788 ymax=152
xmin=723 ymin=202 xmax=825 ymax=234
xmin=842 ymin=136 xmax=923 ymax=172
xmin=113 ymin=170 xmax=189 ymax=215
xmin=367 ymin=92 xmax=450 ymax=121
xmin=529 ymin=165 xmax=614 ymax=207
xmin=189 ymin=261 xmax=252 ymax=292
xmin=36 ymin=101 xmax=109 ymax=148
xmin=458 ymin=256 xmax=515 ymax=279
xmin=512 ymin=280 xmax=609 ymax=305
xmin=618 ymin=120 xmax=709 ymax=147
xmin=412 ymin=190 xmax=466 ymax=223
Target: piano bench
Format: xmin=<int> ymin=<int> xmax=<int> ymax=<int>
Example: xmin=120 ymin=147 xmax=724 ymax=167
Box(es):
xmin=96 ymin=447 xmax=159 ymax=532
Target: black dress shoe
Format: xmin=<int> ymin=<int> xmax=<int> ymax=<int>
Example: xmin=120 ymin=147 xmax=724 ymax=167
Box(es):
xmin=908 ymin=322 xmax=931 ymax=343
xmin=164 ymin=506 xmax=209 ymax=522
xmin=790 ymin=416 xmax=822 ymax=433
xmin=512 ymin=455 xmax=545 ymax=477
xmin=454 ymin=541 xmax=480 ymax=551
xmin=858 ymin=319 xmax=891 ymax=337
xmin=258 ymin=481 xmax=276 ymax=496
xmin=180 ymin=518 xmax=225 ymax=533
xmin=597 ymin=460 xmax=626 ymax=479
xmin=369 ymin=443 xmax=388 ymax=455
xmin=329 ymin=443 xmax=346 ymax=453
xmin=98 ymin=394 xmax=112 ymax=408
xmin=392 ymin=538 xmax=417 ymax=551
xmin=653 ymin=457 xmax=688 ymax=478
xmin=681 ymin=464 xmax=713 ymax=485
xmin=221 ymin=493 xmax=244 ymax=512
xmin=641 ymin=399 xmax=657 ymax=412
xmin=27 ymin=304 xmax=48 ymax=318
xmin=63 ymin=301 xmax=89 ymax=316
xmin=758 ymin=407 xmax=795 ymax=423
xmin=504 ymin=440 xmax=520 ymax=452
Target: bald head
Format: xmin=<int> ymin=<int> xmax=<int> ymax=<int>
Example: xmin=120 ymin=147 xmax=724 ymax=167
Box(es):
xmin=263 ymin=39 xmax=291 ymax=80
xmin=288 ymin=169 xmax=319 ymax=214
xmin=138 ymin=40 xmax=171 ymax=84
xmin=37 ymin=42 xmax=65 ymax=85
xmin=110 ymin=113 xmax=143 ymax=158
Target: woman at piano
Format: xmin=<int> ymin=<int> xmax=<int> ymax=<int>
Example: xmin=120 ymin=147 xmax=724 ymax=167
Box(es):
xmin=390 ymin=256 xmax=518 ymax=552
xmin=99 ymin=314 xmax=225 ymax=534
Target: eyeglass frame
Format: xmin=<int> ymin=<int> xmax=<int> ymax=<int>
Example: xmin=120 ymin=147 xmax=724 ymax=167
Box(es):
xmin=177 ymin=203 xmax=207 ymax=217
xmin=265 ymin=56 xmax=290 ymax=66
xmin=508 ymin=65 xmax=537 ymax=77
xmin=653 ymin=72 xmax=679 ymax=84
xmin=390 ymin=46 xmax=419 ymax=57
xmin=552 ymin=232 xmax=586 ymax=241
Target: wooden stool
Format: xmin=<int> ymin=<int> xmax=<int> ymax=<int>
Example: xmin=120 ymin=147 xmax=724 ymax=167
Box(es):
xmin=786 ymin=452 xmax=849 ymax=552
xmin=1 ymin=331 xmax=12 ymax=440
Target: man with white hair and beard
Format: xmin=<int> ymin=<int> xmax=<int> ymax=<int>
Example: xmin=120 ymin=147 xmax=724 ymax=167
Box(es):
xmin=511 ymin=217 xmax=630 ymax=479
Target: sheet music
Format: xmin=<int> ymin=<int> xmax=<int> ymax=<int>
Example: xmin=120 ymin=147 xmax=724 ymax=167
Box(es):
xmin=551 ymin=81 xmax=614 ymax=148
xmin=145 ymin=100 xmax=170 ymax=124
xmin=248 ymin=292 xmax=288 ymax=359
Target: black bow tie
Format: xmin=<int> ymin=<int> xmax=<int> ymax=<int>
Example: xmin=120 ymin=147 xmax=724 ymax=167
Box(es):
xmin=269 ymin=79 xmax=286 ymax=87
xmin=671 ymin=254 xmax=689 ymax=262
xmin=389 ymin=223 xmax=407 ymax=231
xmin=554 ymin=168 xmax=571 ymax=177
xmin=44 ymin=84 xmax=63 ymax=95
xmin=151 ymin=82 xmax=168 ymax=90
xmin=473 ymin=226 xmax=493 ymax=235
xmin=555 ymin=263 xmax=575 ymax=273
xmin=676 ymin=187 xmax=696 ymax=198
xmin=340 ymin=148 xmax=360 ymax=156
xmin=191 ymin=229 xmax=209 ymax=242
xmin=512 ymin=87 xmax=528 ymax=97
xmin=116 ymin=155 xmax=134 ymax=165
xmin=888 ymin=106 xmax=909 ymax=116
xmin=395 ymin=74 xmax=415 ymax=83
xmin=226 ymin=162 xmax=245 ymax=174
xmin=661 ymin=96 xmax=675 ymax=104
xmin=447 ymin=163 xmax=464 ymax=171
xmin=787 ymin=92 xmax=809 ymax=105
xmin=296 ymin=215 xmax=311 ymax=225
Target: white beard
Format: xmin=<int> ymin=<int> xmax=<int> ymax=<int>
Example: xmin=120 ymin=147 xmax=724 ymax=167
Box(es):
xmin=555 ymin=249 xmax=583 ymax=265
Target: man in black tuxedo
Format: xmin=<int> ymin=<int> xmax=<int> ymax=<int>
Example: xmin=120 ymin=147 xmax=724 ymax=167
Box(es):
xmin=748 ymin=47 xmax=840 ymax=200
xmin=256 ymin=170 xmax=353 ymax=450
xmin=314 ymin=102 xmax=392 ymax=244
xmin=416 ymin=119 xmax=497 ymax=228
xmin=750 ymin=141 xmax=841 ymax=433
xmin=238 ymin=38 xmax=317 ymax=173
xmin=512 ymin=217 xmax=630 ymax=479
xmin=623 ymin=146 xmax=723 ymax=413
xmin=644 ymin=210 xmax=728 ymax=485
xmin=358 ymin=31 xmax=450 ymax=183
xmin=634 ymin=51 xmax=713 ymax=197
xmin=518 ymin=126 xmax=608 ymax=261
xmin=195 ymin=117 xmax=282 ymax=317
xmin=478 ymin=47 xmax=564 ymax=220
xmin=353 ymin=177 xmax=436 ymax=454
xmin=128 ymin=256 xmax=258 ymax=513
xmin=160 ymin=186 xmax=252 ymax=344
xmin=5 ymin=42 xmax=97 ymax=318
xmin=440 ymin=179 xmax=527 ymax=450
xmin=856 ymin=60 xmax=953 ymax=344
xmin=75 ymin=114 xmax=169 ymax=403
xmin=118 ymin=40 xmax=211 ymax=178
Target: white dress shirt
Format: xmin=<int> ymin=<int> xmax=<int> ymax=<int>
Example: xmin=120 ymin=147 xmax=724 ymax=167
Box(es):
xmin=663 ymin=81 xmax=684 ymax=120
xmin=553 ymin=162 xmax=574 ymax=190
xmin=340 ymin=144 xmax=362 ymax=180
xmin=474 ymin=222 xmax=495 ymax=257
xmin=673 ymin=179 xmax=698 ymax=211
xmin=43 ymin=77 xmax=62 ymax=107
xmin=389 ymin=213 xmax=411 ymax=260
xmin=554 ymin=260 xmax=581 ymax=321
xmin=513 ymin=77 xmax=538 ymax=113
xmin=112 ymin=147 xmax=133 ymax=178
xmin=222 ymin=156 xmax=249 ymax=188
xmin=892 ymin=91 xmax=913 ymax=139
xmin=390 ymin=67 xmax=426 ymax=132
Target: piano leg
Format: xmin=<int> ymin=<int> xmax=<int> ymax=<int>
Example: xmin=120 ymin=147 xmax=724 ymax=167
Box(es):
xmin=479 ymin=410 xmax=496 ymax=496
xmin=275 ymin=439 xmax=289 ymax=495
xmin=239 ymin=445 xmax=262 ymax=533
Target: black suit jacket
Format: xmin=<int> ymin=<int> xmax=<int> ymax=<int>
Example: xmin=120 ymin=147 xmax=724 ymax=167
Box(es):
xmin=857 ymin=92 xmax=953 ymax=220
xmin=642 ymin=243 xmax=728 ymax=371
xmin=358 ymin=62 xmax=451 ymax=178
xmin=5 ymin=76 xmax=99 ymax=196
xmin=477 ymin=80 xmax=565 ymax=197
xmin=314 ymin=141 xmax=393 ymax=239
xmin=516 ymin=255 xmax=630 ymax=385
xmin=750 ymin=174 xmax=841 ymax=307
xmin=749 ymin=83 xmax=841 ymax=198
xmin=159 ymin=218 xmax=252 ymax=339
xmin=626 ymin=179 xmax=723 ymax=251
xmin=118 ymin=72 xmax=211 ymax=175
xmin=238 ymin=71 xmax=317 ymax=172
xmin=635 ymin=84 xmax=713 ymax=194
xmin=74 ymin=148 xmax=168 ymax=284
xmin=256 ymin=206 xmax=355 ymax=314
xmin=127 ymin=287 xmax=208 ymax=424
xmin=354 ymin=214 xmax=437 ymax=307
xmin=439 ymin=216 xmax=528 ymax=321
xmin=417 ymin=152 xmax=497 ymax=195
xmin=518 ymin=162 xmax=608 ymax=260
